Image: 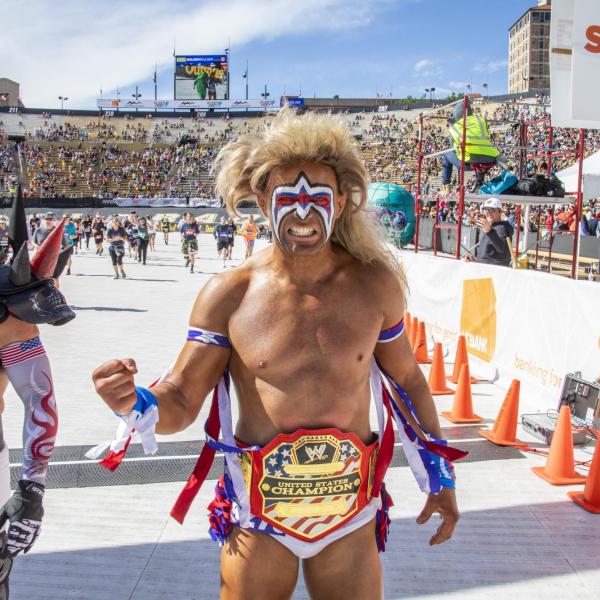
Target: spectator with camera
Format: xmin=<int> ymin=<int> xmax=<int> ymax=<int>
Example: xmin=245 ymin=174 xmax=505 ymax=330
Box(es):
xmin=466 ymin=198 xmax=514 ymax=267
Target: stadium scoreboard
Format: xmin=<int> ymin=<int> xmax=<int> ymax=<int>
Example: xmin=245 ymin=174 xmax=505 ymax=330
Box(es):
xmin=174 ymin=55 xmax=229 ymax=101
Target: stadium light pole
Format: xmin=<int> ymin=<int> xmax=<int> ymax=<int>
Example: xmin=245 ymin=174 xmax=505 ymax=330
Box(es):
xmin=225 ymin=47 xmax=230 ymax=100
xmin=261 ymin=85 xmax=270 ymax=113
xmin=153 ymin=65 xmax=158 ymax=114
xmin=132 ymin=86 xmax=141 ymax=113
xmin=153 ymin=65 xmax=157 ymax=101
xmin=242 ymin=60 xmax=249 ymax=100
xmin=58 ymin=96 xmax=68 ymax=110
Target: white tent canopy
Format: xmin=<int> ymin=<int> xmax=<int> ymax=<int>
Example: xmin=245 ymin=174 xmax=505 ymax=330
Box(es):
xmin=555 ymin=149 xmax=600 ymax=200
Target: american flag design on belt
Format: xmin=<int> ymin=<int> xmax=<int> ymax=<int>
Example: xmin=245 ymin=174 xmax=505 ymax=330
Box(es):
xmin=0 ymin=337 xmax=46 ymax=366
xmin=256 ymin=433 xmax=366 ymax=541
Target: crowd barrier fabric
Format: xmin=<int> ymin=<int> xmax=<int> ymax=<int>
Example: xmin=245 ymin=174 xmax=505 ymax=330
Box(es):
xmin=397 ymin=250 xmax=600 ymax=408
xmin=110 ymin=198 xmax=221 ymax=208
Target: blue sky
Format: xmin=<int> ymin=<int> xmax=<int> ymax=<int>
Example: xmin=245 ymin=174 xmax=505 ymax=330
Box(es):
xmin=0 ymin=0 xmax=536 ymax=108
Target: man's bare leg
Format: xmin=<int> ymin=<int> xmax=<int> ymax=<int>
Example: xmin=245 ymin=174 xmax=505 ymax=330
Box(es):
xmin=221 ymin=527 xmax=299 ymax=600
xmin=302 ymin=519 xmax=382 ymax=600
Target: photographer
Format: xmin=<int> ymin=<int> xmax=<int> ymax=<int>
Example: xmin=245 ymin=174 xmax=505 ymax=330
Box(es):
xmin=466 ymin=198 xmax=514 ymax=267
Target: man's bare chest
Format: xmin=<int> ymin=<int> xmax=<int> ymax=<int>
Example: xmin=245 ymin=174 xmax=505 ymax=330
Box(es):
xmin=229 ymin=283 xmax=382 ymax=373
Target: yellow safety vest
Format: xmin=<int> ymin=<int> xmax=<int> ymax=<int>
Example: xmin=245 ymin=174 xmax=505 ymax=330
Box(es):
xmin=449 ymin=115 xmax=499 ymax=163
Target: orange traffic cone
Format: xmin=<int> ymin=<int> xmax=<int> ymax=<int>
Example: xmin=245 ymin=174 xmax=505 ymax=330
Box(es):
xmin=413 ymin=321 xmax=431 ymax=364
xmin=409 ymin=316 xmax=418 ymax=350
xmin=447 ymin=335 xmax=478 ymax=384
xmin=441 ymin=365 xmax=483 ymax=423
xmin=428 ymin=343 xmax=454 ymax=395
xmin=568 ymin=437 xmax=600 ymax=513
xmin=404 ymin=312 xmax=412 ymax=341
xmin=479 ymin=379 xmax=523 ymax=446
xmin=531 ymin=405 xmax=587 ymax=485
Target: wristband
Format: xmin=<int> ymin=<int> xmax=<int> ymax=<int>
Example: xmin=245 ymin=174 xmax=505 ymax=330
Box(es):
xmin=428 ymin=452 xmax=456 ymax=490
xmin=114 ymin=386 xmax=158 ymax=418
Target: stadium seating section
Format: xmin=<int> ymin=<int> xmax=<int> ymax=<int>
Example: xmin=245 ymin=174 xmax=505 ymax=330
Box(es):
xmin=1 ymin=98 xmax=600 ymax=200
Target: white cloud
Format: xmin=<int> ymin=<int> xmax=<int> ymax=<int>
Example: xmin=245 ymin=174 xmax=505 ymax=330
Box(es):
xmin=448 ymin=81 xmax=470 ymax=89
xmin=473 ymin=59 xmax=508 ymax=74
xmin=412 ymin=58 xmax=444 ymax=81
xmin=414 ymin=59 xmax=432 ymax=72
xmin=0 ymin=0 xmax=382 ymax=107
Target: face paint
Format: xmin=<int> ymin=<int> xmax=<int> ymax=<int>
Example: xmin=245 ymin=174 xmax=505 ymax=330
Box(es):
xmin=270 ymin=172 xmax=335 ymax=244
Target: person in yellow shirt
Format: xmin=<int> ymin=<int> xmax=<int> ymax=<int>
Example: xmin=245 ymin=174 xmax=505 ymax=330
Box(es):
xmin=241 ymin=214 xmax=258 ymax=259
xmin=441 ymin=99 xmax=499 ymax=193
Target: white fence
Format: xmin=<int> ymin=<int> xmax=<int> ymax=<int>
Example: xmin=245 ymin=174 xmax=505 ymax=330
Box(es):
xmin=398 ymin=250 xmax=600 ymax=408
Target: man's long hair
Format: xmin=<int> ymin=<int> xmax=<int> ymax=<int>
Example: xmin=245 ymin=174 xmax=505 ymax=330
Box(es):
xmin=213 ymin=106 xmax=405 ymax=288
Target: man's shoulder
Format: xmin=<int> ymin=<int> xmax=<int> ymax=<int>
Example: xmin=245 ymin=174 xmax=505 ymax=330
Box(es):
xmin=208 ymin=251 xmax=256 ymax=283
xmin=358 ymin=259 xmax=402 ymax=292
xmin=342 ymin=256 xmax=406 ymax=326
xmin=338 ymin=250 xmax=405 ymax=305
xmin=191 ymin=266 xmax=253 ymax=331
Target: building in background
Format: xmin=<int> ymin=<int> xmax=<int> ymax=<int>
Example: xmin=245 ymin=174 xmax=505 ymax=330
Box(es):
xmin=0 ymin=79 xmax=22 ymax=108
xmin=508 ymin=0 xmax=551 ymax=94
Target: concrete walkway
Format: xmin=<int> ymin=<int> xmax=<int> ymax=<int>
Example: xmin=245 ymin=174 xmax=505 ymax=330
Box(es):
xmin=2 ymin=234 xmax=598 ymax=600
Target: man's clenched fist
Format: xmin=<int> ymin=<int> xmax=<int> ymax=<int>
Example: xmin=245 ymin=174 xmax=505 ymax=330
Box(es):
xmin=92 ymin=358 xmax=138 ymax=415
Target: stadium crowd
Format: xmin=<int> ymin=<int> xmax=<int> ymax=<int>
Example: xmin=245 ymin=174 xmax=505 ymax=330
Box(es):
xmin=0 ymin=98 xmax=599 ymax=208
xmin=0 ymin=144 xmax=17 ymax=196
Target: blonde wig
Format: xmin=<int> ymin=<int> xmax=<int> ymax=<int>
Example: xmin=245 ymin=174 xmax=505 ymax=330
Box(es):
xmin=214 ymin=106 xmax=406 ymax=288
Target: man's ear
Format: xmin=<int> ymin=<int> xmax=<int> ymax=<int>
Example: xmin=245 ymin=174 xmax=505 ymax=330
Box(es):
xmin=255 ymin=191 xmax=269 ymax=218
xmin=335 ymin=188 xmax=348 ymax=218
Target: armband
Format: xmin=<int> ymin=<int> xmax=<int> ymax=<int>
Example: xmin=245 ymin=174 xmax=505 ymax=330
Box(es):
xmin=187 ymin=327 xmax=231 ymax=348
xmin=377 ymin=319 xmax=404 ymax=343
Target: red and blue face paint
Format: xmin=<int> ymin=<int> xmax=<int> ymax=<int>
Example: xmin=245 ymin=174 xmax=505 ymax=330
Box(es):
xmin=270 ymin=172 xmax=335 ymax=244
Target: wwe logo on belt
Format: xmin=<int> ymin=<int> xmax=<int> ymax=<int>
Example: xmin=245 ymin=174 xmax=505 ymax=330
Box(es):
xmin=304 ymin=444 xmax=328 ymax=463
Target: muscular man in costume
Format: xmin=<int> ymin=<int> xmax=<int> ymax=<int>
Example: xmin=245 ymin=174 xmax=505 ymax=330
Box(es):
xmin=92 ymin=109 xmax=463 ymax=599
xmin=0 ymin=189 xmax=75 ymax=598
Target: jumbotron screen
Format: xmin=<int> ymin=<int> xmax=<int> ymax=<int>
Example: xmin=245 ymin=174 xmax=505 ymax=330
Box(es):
xmin=174 ymin=54 xmax=228 ymax=100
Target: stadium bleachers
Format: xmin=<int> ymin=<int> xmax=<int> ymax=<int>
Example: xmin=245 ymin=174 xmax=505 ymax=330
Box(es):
xmin=1 ymin=98 xmax=600 ymax=200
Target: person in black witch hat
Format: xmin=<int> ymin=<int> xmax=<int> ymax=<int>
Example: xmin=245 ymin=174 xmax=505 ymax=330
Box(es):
xmin=0 ymin=187 xmax=75 ymax=597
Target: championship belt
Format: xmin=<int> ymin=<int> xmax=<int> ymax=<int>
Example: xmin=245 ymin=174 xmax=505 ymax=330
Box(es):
xmin=243 ymin=428 xmax=377 ymax=542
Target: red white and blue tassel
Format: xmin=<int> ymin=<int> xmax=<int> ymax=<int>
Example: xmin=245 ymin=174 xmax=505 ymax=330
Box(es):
xmin=207 ymin=476 xmax=233 ymax=545
xmin=375 ymin=484 xmax=394 ymax=553
xmin=85 ymin=386 xmax=159 ymax=470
